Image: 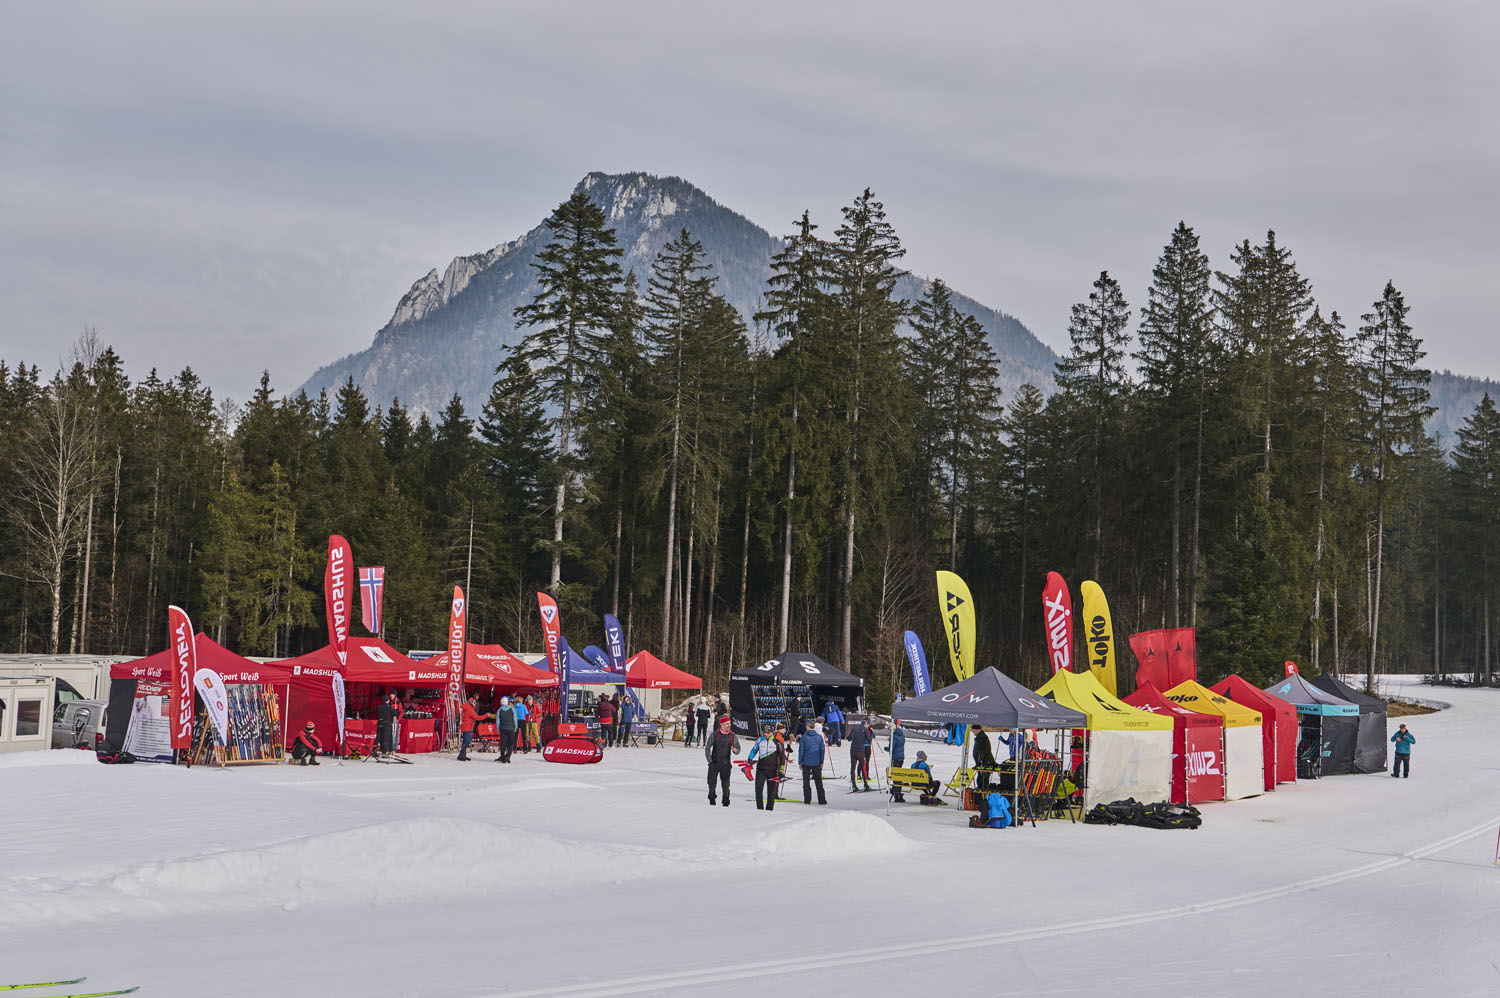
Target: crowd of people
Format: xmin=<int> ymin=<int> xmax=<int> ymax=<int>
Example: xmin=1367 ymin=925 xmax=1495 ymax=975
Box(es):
xmin=705 ymin=708 xmax=914 ymax=807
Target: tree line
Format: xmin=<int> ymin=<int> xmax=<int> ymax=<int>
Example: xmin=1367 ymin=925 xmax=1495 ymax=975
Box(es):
xmin=4 ymin=191 xmax=1498 ymax=703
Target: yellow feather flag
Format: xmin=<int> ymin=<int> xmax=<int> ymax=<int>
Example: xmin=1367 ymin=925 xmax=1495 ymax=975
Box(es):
xmin=935 ymin=570 xmax=976 ymax=681
xmin=1080 ymin=580 xmax=1118 ymax=696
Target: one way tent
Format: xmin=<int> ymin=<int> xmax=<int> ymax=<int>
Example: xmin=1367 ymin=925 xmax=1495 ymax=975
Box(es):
xmin=1309 ymin=672 xmax=1388 ymax=773
xmin=1210 ymin=674 xmax=1297 ymax=789
xmin=1263 ymin=672 xmax=1360 ymax=778
xmin=1038 ymin=668 xmax=1174 ymax=810
xmin=1164 ymin=680 xmax=1264 ymax=799
xmin=1123 ymin=682 xmax=1225 ymax=804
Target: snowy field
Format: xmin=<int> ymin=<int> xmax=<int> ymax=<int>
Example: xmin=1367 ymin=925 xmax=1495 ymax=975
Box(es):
xmin=5 ymin=675 xmax=1498 ymax=997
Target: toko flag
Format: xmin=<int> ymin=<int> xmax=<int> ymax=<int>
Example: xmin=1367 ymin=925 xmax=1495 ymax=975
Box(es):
xmin=325 ymin=535 xmax=352 ymax=669
xmin=1080 ymin=581 xmax=1117 ymax=696
xmin=1043 ymin=572 xmax=1074 ymax=673
xmin=903 ymin=630 xmax=932 ymax=698
xmin=359 ymin=566 xmax=385 ymax=635
xmin=166 ymin=605 xmax=197 ymax=751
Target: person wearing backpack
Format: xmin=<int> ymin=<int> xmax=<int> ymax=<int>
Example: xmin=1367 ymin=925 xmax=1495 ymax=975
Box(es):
xmin=1391 ymin=724 xmax=1416 ymax=778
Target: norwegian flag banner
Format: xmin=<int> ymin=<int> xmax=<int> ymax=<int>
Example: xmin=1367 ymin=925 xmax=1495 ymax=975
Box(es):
xmin=359 ymin=566 xmax=385 ymax=635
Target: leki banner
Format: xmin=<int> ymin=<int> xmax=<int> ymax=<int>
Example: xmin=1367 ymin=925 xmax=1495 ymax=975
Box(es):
xmin=332 ymin=673 xmax=346 ymax=750
xmin=603 ymin=613 xmax=626 ymax=675
xmin=1080 ymin=581 xmax=1117 ymax=696
xmin=537 ymin=592 xmax=562 ymax=675
xmin=935 ymin=570 xmax=976 ymax=682
xmin=324 ymin=535 xmax=352 ymax=669
xmin=166 ymin=605 xmax=197 ymax=751
xmin=903 ymin=630 xmax=932 ymax=697
xmin=448 ymin=585 xmax=467 ymax=708
xmin=193 ymin=667 xmax=230 ymax=747
xmin=1043 ymin=572 xmax=1074 ymax=673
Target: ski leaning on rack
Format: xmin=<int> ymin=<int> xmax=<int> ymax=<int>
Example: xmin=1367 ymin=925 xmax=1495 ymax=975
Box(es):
xmin=1 ymin=979 xmax=85 ymax=991
xmin=56 ymin=989 xmax=139 ymax=997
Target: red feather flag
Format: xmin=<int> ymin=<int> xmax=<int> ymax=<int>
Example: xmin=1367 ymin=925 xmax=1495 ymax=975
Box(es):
xmin=324 ymin=535 xmax=352 ymax=669
xmin=1042 ymin=571 xmax=1074 ymax=673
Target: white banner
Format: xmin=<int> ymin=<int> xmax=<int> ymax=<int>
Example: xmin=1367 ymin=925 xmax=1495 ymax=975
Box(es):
xmin=193 ymin=668 xmax=231 ymax=746
xmin=332 ymin=674 xmax=346 ymax=748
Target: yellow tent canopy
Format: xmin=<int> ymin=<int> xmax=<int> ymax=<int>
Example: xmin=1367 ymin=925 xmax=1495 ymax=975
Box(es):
xmin=1038 ymin=669 xmax=1173 ymax=731
xmin=1164 ymin=680 xmax=1262 ymax=727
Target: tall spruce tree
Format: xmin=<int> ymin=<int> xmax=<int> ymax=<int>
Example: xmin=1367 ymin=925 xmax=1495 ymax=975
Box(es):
xmin=1453 ymin=395 xmax=1500 ymax=679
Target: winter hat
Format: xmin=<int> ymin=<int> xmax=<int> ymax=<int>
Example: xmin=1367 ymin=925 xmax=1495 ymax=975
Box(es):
xmin=305 ymin=722 xmax=315 ymax=731
xmin=718 ymin=715 xmax=732 ymax=728
xmin=501 ymin=697 xmax=510 ymax=705
xmin=915 ymin=750 xmax=927 ymax=760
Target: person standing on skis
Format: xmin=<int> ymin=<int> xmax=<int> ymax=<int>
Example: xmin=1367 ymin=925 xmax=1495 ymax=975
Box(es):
xmin=846 ymin=716 xmax=872 ymax=790
xmin=798 ymin=719 xmax=828 ymax=805
xmin=705 ymin=715 xmax=740 ymax=806
xmin=749 ymin=724 xmax=785 ymax=811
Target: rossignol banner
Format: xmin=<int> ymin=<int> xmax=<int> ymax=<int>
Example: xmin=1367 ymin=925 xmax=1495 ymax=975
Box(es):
xmin=1043 ymin=572 xmax=1074 ymax=673
xmin=166 ymin=605 xmax=196 ymax=751
xmin=325 ymin=535 xmax=352 ymax=669
xmin=934 ymin=570 xmax=976 ymax=682
xmin=903 ymin=630 xmax=932 ymax=697
xmin=448 ymin=584 xmax=467 ymax=707
xmin=193 ymin=667 xmax=230 ymax=747
xmin=537 ymin=592 xmax=562 ymax=675
xmin=332 ymin=673 xmax=346 ymax=749
xmin=1080 ymin=581 xmax=1117 ymax=695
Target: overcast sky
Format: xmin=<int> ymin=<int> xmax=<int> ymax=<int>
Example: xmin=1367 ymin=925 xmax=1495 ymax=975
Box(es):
xmin=3 ymin=1 xmax=1496 ymax=403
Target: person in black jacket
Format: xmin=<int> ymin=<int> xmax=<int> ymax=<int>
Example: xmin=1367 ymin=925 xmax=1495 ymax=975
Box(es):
xmin=704 ymin=715 xmax=741 ymax=806
xmin=376 ymin=693 xmax=398 ymax=756
xmin=291 ymin=723 xmax=323 ymax=765
xmin=693 ymin=701 xmax=712 ymax=747
xmin=847 ymin=718 xmax=872 ymax=790
xmin=971 ymin=725 xmax=998 ymax=789
xmin=748 ymin=724 xmax=785 ymax=811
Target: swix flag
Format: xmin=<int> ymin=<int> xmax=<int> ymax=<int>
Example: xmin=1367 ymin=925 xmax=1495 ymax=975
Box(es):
xmin=903 ymin=630 xmax=932 ymax=697
xmin=324 ymin=535 xmax=352 ymax=669
xmin=537 ymin=592 xmax=562 ymax=676
xmin=1131 ymin=627 xmax=1197 ymax=689
xmin=1285 ymin=660 xmax=1299 ymax=677
xmin=359 ymin=566 xmax=385 ymax=635
xmin=448 ymin=585 xmax=467 ymax=710
xmin=935 ymin=571 xmax=976 ymax=682
xmin=1043 ymin=572 xmax=1074 ymax=673
xmin=1080 ymin=581 xmax=1117 ymax=696
xmin=166 ymin=605 xmax=197 ymax=751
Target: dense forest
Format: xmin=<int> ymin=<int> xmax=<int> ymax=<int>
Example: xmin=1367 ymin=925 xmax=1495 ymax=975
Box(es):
xmin=3 ymin=188 xmax=1497 ymax=705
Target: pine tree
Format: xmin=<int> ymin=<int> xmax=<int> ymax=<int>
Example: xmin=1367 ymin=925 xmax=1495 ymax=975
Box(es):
xmin=1453 ymin=395 xmax=1500 ymax=679
xmin=993 ymin=383 xmax=1046 ymax=650
xmin=513 ymin=190 xmax=625 ymax=595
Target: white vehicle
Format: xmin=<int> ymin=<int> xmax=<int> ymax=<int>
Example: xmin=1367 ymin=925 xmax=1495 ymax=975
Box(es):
xmin=52 ymin=699 xmax=108 ymax=751
xmin=0 ymin=674 xmax=55 ymax=754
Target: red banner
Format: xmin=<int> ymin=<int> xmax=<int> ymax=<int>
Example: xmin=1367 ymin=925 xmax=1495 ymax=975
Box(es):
xmin=166 ymin=605 xmax=197 ymax=751
xmin=1131 ymin=627 xmax=1197 ymax=689
xmin=325 ymin=535 xmax=352 ymax=669
xmin=542 ymin=736 xmax=603 ymax=764
xmin=1284 ymin=660 xmax=1299 ymax=676
xmin=448 ymin=585 xmax=467 ymax=712
xmin=1042 ymin=571 xmax=1073 ymax=673
xmin=537 ymin=592 xmax=562 ymax=675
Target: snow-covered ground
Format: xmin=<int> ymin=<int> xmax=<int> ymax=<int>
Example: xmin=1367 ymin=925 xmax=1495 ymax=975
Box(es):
xmin=5 ymin=676 xmax=1498 ymax=997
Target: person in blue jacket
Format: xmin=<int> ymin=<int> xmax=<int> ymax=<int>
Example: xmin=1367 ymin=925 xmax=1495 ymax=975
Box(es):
xmin=826 ymin=702 xmax=843 ymax=746
xmin=1391 ymin=724 xmax=1416 ymax=778
xmin=911 ymin=750 xmax=940 ymax=796
xmin=889 ymin=719 xmax=906 ymax=768
xmin=798 ymin=723 xmax=828 ymax=805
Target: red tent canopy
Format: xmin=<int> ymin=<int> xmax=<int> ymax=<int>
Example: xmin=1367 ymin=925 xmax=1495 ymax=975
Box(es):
xmin=1123 ymin=682 xmax=1225 ymax=805
xmin=1210 ymin=674 xmax=1297 ymax=788
xmin=624 ymin=650 xmax=703 ymax=689
xmin=110 ymin=633 xmax=291 ymax=685
xmin=429 ymin=643 xmax=558 ymax=688
xmin=278 ymin=635 xmax=436 ymax=685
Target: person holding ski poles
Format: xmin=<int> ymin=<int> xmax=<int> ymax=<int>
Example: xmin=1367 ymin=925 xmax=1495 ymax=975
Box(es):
xmin=1391 ymin=724 xmax=1416 ymax=777
xmin=847 ymin=717 xmax=872 ymax=791
xmin=798 ymin=718 xmax=828 ymax=805
xmin=826 ymin=701 xmax=844 ymax=746
xmin=749 ymin=724 xmax=785 ymax=811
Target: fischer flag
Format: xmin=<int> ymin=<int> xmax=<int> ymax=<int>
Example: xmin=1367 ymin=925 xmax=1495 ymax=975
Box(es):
xmin=324 ymin=535 xmax=352 ymax=669
xmin=1043 ymin=572 xmax=1074 ymax=673
xmin=1131 ymin=627 xmax=1198 ymax=689
xmin=359 ymin=566 xmax=385 ymax=635
xmin=903 ymin=630 xmax=932 ymax=697
xmin=193 ymin=667 xmax=230 ymax=747
xmin=332 ymin=674 xmax=346 ymax=750
xmin=166 ymin=605 xmax=197 ymax=751
xmin=1080 ymin=581 xmax=1118 ymax=696
xmin=537 ymin=592 xmax=562 ymax=675
xmin=935 ymin=570 xmax=976 ymax=681
xmin=448 ymin=585 xmax=467 ymax=709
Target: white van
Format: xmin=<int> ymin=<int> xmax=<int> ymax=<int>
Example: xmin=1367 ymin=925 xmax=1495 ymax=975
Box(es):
xmin=0 ymin=675 xmax=55 ymax=754
xmin=52 ymin=699 xmax=108 ymax=750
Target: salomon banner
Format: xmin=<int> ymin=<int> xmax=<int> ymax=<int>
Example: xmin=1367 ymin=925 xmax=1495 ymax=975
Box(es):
xmin=1042 ymin=572 xmax=1073 ymax=673
xmin=1080 ymin=581 xmax=1117 ymax=696
xmin=324 ymin=535 xmax=352 ymax=669
xmin=166 ymin=604 xmax=197 ymax=751
xmin=332 ymin=673 xmax=346 ymax=750
xmin=935 ymin=570 xmax=976 ymax=681
xmin=903 ymin=630 xmax=932 ymax=697
xmin=447 ymin=584 xmax=467 ymax=711
xmin=193 ymin=667 xmax=230 ymax=747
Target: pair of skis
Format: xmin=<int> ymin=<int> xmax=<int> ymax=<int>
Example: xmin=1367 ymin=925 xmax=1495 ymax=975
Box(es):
xmin=1 ymin=978 xmax=138 ymax=996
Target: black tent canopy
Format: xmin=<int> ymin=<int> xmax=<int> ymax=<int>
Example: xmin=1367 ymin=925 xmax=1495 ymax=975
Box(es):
xmin=891 ymin=667 xmax=1087 ymax=729
xmin=1310 ymin=673 xmax=1389 ymax=773
xmin=729 ymin=652 xmax=863 ymax=736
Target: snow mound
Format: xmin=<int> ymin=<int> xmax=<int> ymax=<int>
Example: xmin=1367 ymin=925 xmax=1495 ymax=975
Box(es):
xmin=454 ymin=777 xmax=605 ymax=795
xmin=0 ymin=749 xmax=99 ymax=769
xmin=724 ymin=811 xmax=918 ymax=864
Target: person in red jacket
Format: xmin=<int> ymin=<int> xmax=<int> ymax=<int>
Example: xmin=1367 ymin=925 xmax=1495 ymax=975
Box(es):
xmin=596 ymin=695 xmax=617 ymax=748
xmin=456 ymin=694 xmax=489 ymax=761
xmin=291 ymin=722 xmax=323 ymax=765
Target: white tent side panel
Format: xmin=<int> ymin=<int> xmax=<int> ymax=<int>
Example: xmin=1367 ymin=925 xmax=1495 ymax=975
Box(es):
xmin=1223 ymin=724 xmax=1264 ymax=799
xmin=1083 ymin=730 xmax=1173 ymax=810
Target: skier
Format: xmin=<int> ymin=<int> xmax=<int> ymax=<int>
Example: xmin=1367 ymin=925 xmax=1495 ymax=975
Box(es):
xmin=494 ymin=696 xmax=518 ymax=763
xmin=798 ymin=719 xmax=829 ymax=805
xmin=748 ymin=724 xmax=785 ymax=811
xmin=1391 ymin=724 xmax=1416 ymax=778
xmin=291 ymin=722 xmax=323 ymax=765
xmin=847 ymin=717 xmax=872 ymax=790
xmin=705 ymin=714 xmax=741 ymax=806
xmin=456 ymin=694 xmax=488 ymax=761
